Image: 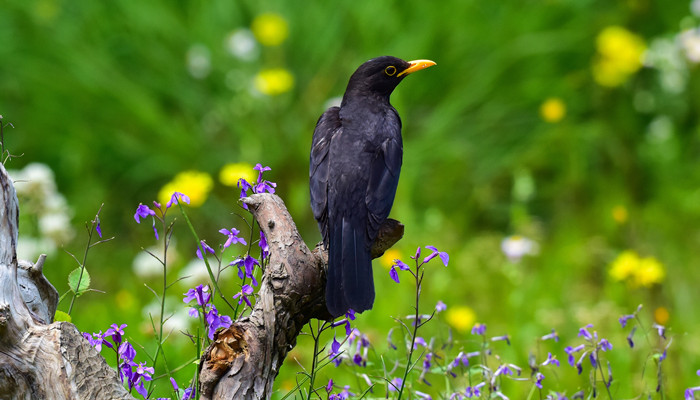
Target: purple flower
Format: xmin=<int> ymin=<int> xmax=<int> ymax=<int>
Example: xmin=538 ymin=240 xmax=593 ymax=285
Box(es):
xmin=411 ymin=246 xmax=421 ymax=260
xmin=330 ymin=336 xmax=342 ymax=355
xmin=82 ymin=331 xmax=105 ymax=351
xmin=118 ymin=341 xmax=136 ymax=364
xmin=196 ymin=240 xmax=216 ymax=259
xmin=652 ymin=323 xmax=666 ymax=339
xmin=259 ymin=230 xmax=270 ymax=259
xmin=424 ymin=245 xmax=449 ymax=266
xmin=95 ymin=217 xmax=102 ymax=238
xmin=254 ymin=163 xmax=271 ymax=180
xmin=413 ymin=336 xmax=427 ymax=349
xmin=230 ymin=255 xmax=261 ymax=286
xmin=435 ymin=300 xmax=447 ymax=313
xmin=219 ymin=227 xmax=247 ymax=249
xmin=627 ymin=326 xmax=637 ymax=348
xmin=451 ymin=351 xmax=470 ymax=368
xmin=471 ymin=323 xmax=486 ymax=336
xmin=535 ymin=372 xmax=545 ymax=389
xmin=237 ymin=178 xmax=253 ymax=209
xmin=416 ymin=391 xmax=433 ymax=400
xmin=564 ymin=345 xmax=584 ymax=367
xmin=578 ymin=324 xmax=594 ymax=340
xmin=541 ymin=329 xmax=559 ymax=342
xmin=233 ymin=284 xmax=254 ymax=308
xmin=494 ymin=364 xmax=514 ymax=377
xmin=388 ymin=377 xmax=403 ymax=392
xmin=465 ymin=382 xmax=485 ymax=398
xmin=599 ymin=338 xmax=613 ymax=351
xmin=134 ymin=204 xmax=156 ymax=223
xmin=491 ymin=335 xmax=511 ymax=345
xmin=542 ymin=352 xmax=560 ymax=367
xmin=183 ymin=285 xmax=211 ymax=308
xmin=589 ymin=352 xmax=597 ymax=368
xmin=389 ymin=266 xmax=400 ymax=283
xmin=205 ymin=305 xmax=232 ymax=340
xmin=166 ymin=191 xmax=191 ymax=208
xmin=395 ymin=259 xmax=410 ymax=270
xmin=619 ymin=314 xmax=635 ymax=328
xmin=134 ymin=204 xmax=159 ymax=239
xmin=104 ymin=323 xmax=127 ymax=347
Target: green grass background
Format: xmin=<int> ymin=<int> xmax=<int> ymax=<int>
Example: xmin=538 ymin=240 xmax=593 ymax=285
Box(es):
xmin=2 ymin=0 xmax=700 ymax=397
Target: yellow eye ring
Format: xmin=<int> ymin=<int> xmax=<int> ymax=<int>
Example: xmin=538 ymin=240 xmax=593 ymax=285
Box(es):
xmin=384 ymin=66 xmax=397 ymax=76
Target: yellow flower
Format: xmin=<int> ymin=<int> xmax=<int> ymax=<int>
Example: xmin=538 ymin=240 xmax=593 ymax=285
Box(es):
xmin=251 ymin=13 xmax=289 ymax=46
xmin=592 ymin=26 xmax=646 ymax=87
xmin=254 ymin=68 xmax=294 ymax=96
xmin=379 ymin=249 xmax=402 ymax=269
xmin=634 ymin=256 xmax=665 ymax=287
xmin=158 ymin=170 xmax=213 ymax=208
xmin=609 ymin=250 xmax=639 ymax=281
xmin=654 ymin=306 xmax=670 ymax=325
xmin=612 ymin=205 xmax=628 ymax=224
xmin=609 ymin=250 xmax=665 ymax=288
xmin=445 ymin=305 xmax=476 ymax=334
xmin=539 ymin=97 xmax=566 ymax=123
xmin=219 ymin=162 xmax=256 ymax=187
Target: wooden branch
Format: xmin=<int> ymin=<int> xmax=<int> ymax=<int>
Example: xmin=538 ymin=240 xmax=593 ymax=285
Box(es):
xmin=198 ymin=193 xmax=403 ymax=399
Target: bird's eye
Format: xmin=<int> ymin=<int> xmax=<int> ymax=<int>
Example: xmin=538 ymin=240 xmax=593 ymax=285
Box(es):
xmin=384 ymin=66 xmax=397 ymax=76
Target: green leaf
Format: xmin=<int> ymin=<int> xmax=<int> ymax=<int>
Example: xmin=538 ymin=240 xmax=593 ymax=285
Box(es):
xmin=67 ymin=267 xmax=90 ymax=297
xmin=54 ymin=310 xmax=71 ymax=322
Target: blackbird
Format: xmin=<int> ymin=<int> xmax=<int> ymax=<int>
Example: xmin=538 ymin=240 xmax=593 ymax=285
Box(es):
xmin=310 ymin=56 xmax=436 ymax=317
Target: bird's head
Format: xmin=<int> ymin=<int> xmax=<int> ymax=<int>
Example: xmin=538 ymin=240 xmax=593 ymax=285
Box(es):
xmin=345 ymin=56 xmax=436 ymax=99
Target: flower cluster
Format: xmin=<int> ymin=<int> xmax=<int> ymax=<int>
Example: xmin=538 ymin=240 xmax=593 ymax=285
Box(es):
xmin=184 ymin=284 xmax=232 ymax=340
xmin=563 ymin=324 xmax=613 ymax=388
xmin=9 ymin=162 xmax=75 ymax=259
xmin=592 ymin=26 xmax=646 ymax=87
xmin=134 ymin=192 xmax=191 ymax=240
xmin=389 ymin=245 xmax=449 ymax=283
xmin=237 ymin=163 xmax=277 ymax=209
xmin=82 ymin=324 xmax=154 ymax=398
xmin=609 ymin=250 xmax=665 ymax=288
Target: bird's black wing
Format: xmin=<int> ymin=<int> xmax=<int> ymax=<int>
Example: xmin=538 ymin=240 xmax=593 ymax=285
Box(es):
xmin=365 ymin=112 xmax=403 ymax=244
xmin=310 ymin=106 xmax=341 ymax=245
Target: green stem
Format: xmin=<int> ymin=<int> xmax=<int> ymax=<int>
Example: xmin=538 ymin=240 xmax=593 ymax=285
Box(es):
xmin=306 ymin=321 xmax=322 ymax=400
xmin=178 ymin=202 xmax=235 ymax=311
xmin=397 ymin=266 xmax=423 ymax=400
xmin=67 ymin=223 xmax=94 ymax=315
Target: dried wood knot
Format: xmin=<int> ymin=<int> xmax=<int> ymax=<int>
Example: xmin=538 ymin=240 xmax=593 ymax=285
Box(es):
xmin=206 ymin=325 xmax=248 ymax=373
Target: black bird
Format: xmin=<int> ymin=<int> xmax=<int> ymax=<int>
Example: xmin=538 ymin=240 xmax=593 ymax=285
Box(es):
xmin=310 ymin=56 xmax=436 ymax=317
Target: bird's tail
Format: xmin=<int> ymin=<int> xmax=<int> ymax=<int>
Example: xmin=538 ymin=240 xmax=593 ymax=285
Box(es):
xmin=325 ymin=217 xmax=375 ymax=317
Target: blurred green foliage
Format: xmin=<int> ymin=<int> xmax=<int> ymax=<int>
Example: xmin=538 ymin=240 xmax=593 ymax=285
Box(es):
xmin=3 ymin=0 xmax=700 ymax=397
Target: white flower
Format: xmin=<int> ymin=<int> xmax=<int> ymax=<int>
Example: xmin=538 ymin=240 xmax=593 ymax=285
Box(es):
xmin=501 ymin=235 xmax=539 ymax=263
xmin=39 ymin=212 xmax=73 ymax=244
xmin=186 ymin=44 xmax=211 ymax=79
xmin=9 ymin=162 xmax=56 ymax=197
xmin=225 ymin=29 xmax=258 ymax=61
xmin=679 ymin=28 xmax=700 ymax=63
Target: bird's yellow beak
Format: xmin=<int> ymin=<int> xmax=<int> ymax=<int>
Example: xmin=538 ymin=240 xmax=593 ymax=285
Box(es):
xmin=397 ymin=59 xmax=437 ymax=77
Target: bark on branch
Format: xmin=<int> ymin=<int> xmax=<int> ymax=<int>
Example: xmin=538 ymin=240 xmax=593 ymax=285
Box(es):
xmin=0 ymin=164 xmax=402 ymax=399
